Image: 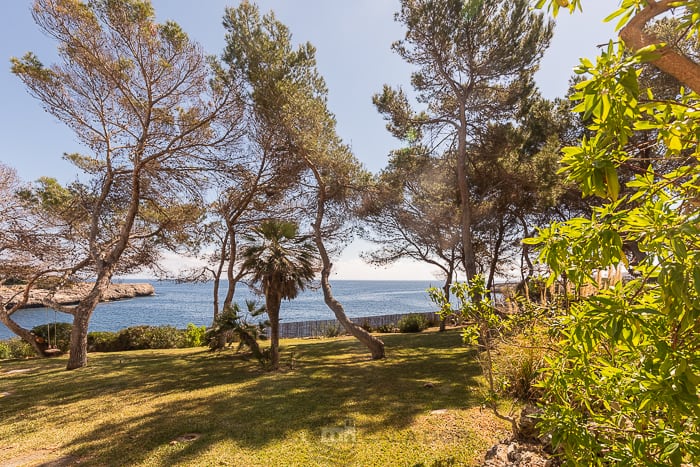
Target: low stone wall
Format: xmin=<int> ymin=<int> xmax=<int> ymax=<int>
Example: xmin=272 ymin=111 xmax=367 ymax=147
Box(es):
xmin=275 ymin=311 xmax=441 ymax=338
xmin=1 ymin=283 xmax=155 ymax=309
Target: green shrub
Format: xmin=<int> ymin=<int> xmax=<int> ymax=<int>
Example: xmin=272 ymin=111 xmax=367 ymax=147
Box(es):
xmin=116 ymin=325 xmax=184 ymax=350
xmin=184 ymin=323 xmax=207 ymax=347
xmin=376 ymin=323 xmax=397 ymax=333
xmin=319 ymin=323 xmax=343 ymax=338
xmin=31 ymin=322 xmax=72 ymax=352
xmin=499 ymin=351 xmax=543 ymax=401
xmin=146 ymin=326 xmax=184 ymax=349
xmin=206 ymin=303 xmax=269 ymax=368
xmin=0 ymin=338 xmax=36 ymax=359
xmin=397 ymin=314 xmax=429 ymax=333
xmin=359 ymin=319 xmax=373 ymax=332
xmin=87 ymin=331 xmax=120 ymax=352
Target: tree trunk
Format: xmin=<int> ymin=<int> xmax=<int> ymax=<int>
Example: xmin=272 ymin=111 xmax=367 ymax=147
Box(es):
xmin=212 ymin=273 xmax=221 ymax=322
xmin=487 ymin=219 xmax=506 ymax=301
xmin=308 ymin=168 xmax=385 ymax=360
xmin=456 ymin=102 xmax=478 ymax=282
xmin=518 ymin=216 xmax=535 ymax=281
xmin=266 ymin=294 xmax=281 ymax=370
xmin=0 ymin=310 xmax=51 ymax=357
xmin=66 ymin=308 xmax=91 ymax=370
xmin=439 ymin=271 xmax=453 ymax=332
xmin=223 ymin=228 xmax=237 ymax=310
xmin=304 ymin=159 xmax=385 ymax=359
xmin=319 ymin=266 xmax=385 ymax=359
xmin=237 ymin=328 xmax=264 ymax=361
xmin=619 ymin=0 xmax=700 ymax=95
xmin=66 ymin=273 xmax=111 ymax=370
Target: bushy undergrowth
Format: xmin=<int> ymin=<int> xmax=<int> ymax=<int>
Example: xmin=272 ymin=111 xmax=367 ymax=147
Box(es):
xmin=359 ymin=319 xmax=373 ymax=332
xmin=0 ymin=338 xmax=35 ymax=359
xmin=205 ymin=302 xmax=269 ymax=367
xmin=31 ymin=322 xmax=73 ymax=352
xmin=184 ymin=323 xmax=207 ymax=347
xmin=376 ymin=323 xmax=397 ymax=333
xmin=397 ymin=313 xmax=430 ymax=333
xmin=89 ymin=324 xmax=208 ymax=352
xmin=497 ymin=350 xmax=544 ymax=401
xmin=0 ymin=323 xmax=209 ymax=359
xmin=118 ymin=325 xmax=184 ymax=350
xmin=319 ymin=323 xmax=343 ymax=338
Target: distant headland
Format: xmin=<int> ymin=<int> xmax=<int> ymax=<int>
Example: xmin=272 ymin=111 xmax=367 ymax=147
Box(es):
xmin=1 ymin=283 xmax=155 ymax=310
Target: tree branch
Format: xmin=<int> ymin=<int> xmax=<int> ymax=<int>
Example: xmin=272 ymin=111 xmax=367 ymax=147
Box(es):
xmin=620 ymin=0 xmax=700 ymax=94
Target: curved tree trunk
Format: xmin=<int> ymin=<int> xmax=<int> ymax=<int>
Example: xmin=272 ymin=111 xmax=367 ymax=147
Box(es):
xmin=518 ymin=216 xmax=535 ymax=282
xmin=237 ymin=328 xmax=264 ymax=361
xmin=0 ymin=310 xmax=51 ymax=357
xmin=308 ymin=168 xmax=385 ymax=360
xmin=318 ymin=262 xmax=385 ymax=359
xmin=619 ymin=0 xmax=700 ymax=95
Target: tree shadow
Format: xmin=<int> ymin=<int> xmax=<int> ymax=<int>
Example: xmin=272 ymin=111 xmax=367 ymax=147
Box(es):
xmin=3 ymin=331 xmax=488 ymax=465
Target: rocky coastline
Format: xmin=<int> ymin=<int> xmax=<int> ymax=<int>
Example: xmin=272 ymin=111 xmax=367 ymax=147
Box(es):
xmin=1 ymin=283 xmax=155 ymax=309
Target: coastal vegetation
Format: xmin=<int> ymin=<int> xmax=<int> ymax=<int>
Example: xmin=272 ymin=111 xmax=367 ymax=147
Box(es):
xmin=1 ymin=0 xmax=698 ymax=464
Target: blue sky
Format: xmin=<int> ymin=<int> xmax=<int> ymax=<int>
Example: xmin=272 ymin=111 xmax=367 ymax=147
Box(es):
xmin=0 ymin=0 xmax=615 ymax=280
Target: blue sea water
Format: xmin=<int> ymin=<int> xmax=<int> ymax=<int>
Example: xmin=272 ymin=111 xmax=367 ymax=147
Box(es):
xmin=0 ymin=280 xmax=442 ymax=340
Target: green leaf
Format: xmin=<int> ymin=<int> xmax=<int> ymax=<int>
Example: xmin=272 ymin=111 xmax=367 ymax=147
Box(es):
xmin=634 ymin=43 xmax=664 ymax=62
xmin=667 ymin=133 xmax=683 ymax=151
xmin=522 ymin=236 xmax=543 ymax=245
xmin=605 ymin=166 xmax=620 ymax=200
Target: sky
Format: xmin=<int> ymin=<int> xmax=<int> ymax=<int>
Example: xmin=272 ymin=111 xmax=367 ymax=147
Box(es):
xmin=0 ymin=0 xmax=616 ymax=281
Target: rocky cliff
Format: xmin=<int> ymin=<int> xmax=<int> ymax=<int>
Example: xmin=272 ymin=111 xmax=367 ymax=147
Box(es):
xmin=1 ymin=283 xmax=156 ymax=309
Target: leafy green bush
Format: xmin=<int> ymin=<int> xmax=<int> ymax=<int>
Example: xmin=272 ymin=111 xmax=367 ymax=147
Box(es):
xmin=319 ymin=323 xmax=343 ymax=338
xmin=206 ymin=302 xmax=269 ymax=366
xmin=147 ymin=326 xmax=185 ymax=349
xmin=31 ymin=322 xmax=72 ymax=352
xmin=115 ymin=326 xmax=149 ymax=350
xmin=376 ymin=323 xmax=397 ymax=333
xmin=527 ymin=2 xmax=700 ymax=462
xmin=184 ymin=323 xmax=206 ymax=347
xmin=359 ymin=320 xmax=373 ymax=332
xmin=116 ymin=325 xmax=184 ymax=350
xmin=397 ymin=314 xmax=429 ymax=333
xmin=87 ymin=331 xmax=120 ymax=352
xmin=0 ymin=338 xmax=36 ymax=359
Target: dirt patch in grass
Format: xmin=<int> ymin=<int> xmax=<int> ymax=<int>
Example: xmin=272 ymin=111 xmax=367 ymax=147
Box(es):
xmin=169 ymin=433 xmax=202 ymax=445
xmin=4 ymin=368 xmax=36 ymax=375
xmin=0 ymin=448 xmax=81 ymax=467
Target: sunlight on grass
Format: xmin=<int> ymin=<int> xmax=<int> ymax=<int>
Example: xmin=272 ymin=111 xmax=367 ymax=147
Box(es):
xmin=0 ymin=330 xmax=510 ymax=466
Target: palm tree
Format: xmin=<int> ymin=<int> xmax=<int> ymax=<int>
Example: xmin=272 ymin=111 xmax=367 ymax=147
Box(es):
xmin=241 ymin=220 xmax=318 ymax=369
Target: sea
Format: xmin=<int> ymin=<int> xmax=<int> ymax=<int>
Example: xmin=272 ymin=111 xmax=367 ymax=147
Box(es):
xmin=0 ymin=280 xmax=442 ymax=340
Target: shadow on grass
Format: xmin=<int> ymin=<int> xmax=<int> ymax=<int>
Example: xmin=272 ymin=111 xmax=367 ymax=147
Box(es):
xmin=1 ymin=330 xmax=485 ymax=465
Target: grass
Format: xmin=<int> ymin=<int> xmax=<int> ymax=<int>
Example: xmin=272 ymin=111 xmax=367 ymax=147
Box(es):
xmin=0 ymin=330 xmax=511 ymax=466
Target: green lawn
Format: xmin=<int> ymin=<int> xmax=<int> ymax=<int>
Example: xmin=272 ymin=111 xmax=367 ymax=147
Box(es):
xmin=0 ymin=330 xmax=510 ymax=466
